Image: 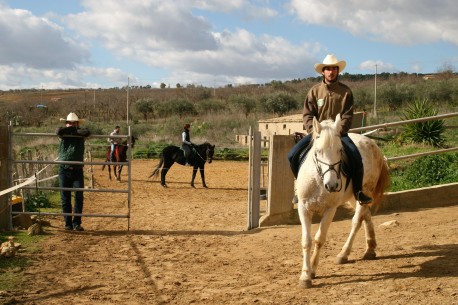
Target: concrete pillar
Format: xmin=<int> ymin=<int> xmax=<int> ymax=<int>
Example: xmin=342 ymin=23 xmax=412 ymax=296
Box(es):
xmin=260 ymin=135 xmax=296 ymax=226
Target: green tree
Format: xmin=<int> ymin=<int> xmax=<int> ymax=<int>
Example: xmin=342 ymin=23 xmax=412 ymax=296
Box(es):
xmin=260 ymin=92 xmax=298 ymax=116
xmin=135 ymin=98 xmax=155 ymax=121
xmin=229 ymin=94 xmax=257 ymax=118
xmin=169 ymin=98 xmax=197 ymax=118
xmin=378 ymin=82 xmax=416 ymax=111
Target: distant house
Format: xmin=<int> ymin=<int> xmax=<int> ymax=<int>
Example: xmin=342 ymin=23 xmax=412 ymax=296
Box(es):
xmin=258 ymin=111 xmax=365 ymax=138
xmin=236 ymin=112 xmax=366 ymax=147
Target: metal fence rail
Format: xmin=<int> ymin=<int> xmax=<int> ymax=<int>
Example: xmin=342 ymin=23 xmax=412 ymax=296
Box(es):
xmin=8 ymin=127 xmax=134 ymax=230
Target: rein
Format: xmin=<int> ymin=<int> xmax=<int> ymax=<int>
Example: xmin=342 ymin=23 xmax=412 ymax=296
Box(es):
xmin=313 ymin=150 xmax=343 ymax=192
xmin=194 ymin=145 xmax=210 ymax=162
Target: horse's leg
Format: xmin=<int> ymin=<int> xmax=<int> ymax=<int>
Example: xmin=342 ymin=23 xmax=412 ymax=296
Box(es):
xmin=298 ymin=202 xmax=313 ymax=288
xmin=336 ymin=202 xmax=373 ymax=264
xmin=117 ymin=165 xmax=123 ymax=182
xmin=161 ymin=168 xmax=169 ymax=187
xmin=311 ymin=206 xmax=338 ymax=278
xmin=199 ymin=166 xmax=207 ymax=188
xmin=361 ymin=207 xmax=377 ymax=260
xmin=108 ymin=164 xmax=112 ymax=180
xmin=190 ymin=166 xmax=198 ymax=188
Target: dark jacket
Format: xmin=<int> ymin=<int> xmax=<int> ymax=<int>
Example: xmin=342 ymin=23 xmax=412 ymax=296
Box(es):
xmin=56 ymin=126 xmax=90 ymax=169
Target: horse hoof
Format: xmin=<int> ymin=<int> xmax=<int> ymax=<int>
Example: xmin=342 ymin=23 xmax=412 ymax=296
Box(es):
xmin=161 ymin=184 xmax=168 ymax=188
xmin=362 ymin=252 xmax=377 ymax=260
xmin=335 ymin=256 xmax=348 ymax=264
xmin=203 ymin=185 xmax=208 ymax=188
xmin=298 ymin=279 xmax=312 ymax=289
xmin=311 ymin=272 xmax=316 ymax=279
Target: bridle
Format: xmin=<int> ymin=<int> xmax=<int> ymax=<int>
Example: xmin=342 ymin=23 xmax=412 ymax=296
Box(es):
xmin=194 ymin=144 xmax=214 ymax=162
xmin=313 ymin=149 xmax=343 ymax=192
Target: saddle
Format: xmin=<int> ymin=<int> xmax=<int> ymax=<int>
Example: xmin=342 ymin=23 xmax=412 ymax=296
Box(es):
xmin=294 ymin=132 xmax=352 ymax=190
xmin=180 ymin=145 xmax=196 ymax=163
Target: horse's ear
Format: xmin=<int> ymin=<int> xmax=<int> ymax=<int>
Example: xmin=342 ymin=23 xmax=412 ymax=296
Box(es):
xmin=334 ymin=114 xmax=342 ymax=135
xmin=312 ymin=117 xmax=321 ymax=134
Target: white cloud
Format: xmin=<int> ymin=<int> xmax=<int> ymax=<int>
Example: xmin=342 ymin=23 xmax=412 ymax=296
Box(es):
xmin=0 ymin=64 xmax=127 ymax=90
xmin=288 ymin=0 xmax=458 ymax=46
xmin=0 ymin=5 xmax=89 ymax=69
xmin=66 ymin=1 xmax=321 ymax=84
xmin=359 ymin=60 xmax=396 ymax=73
xmin=67 ymin=1 xmax=218 ymax=52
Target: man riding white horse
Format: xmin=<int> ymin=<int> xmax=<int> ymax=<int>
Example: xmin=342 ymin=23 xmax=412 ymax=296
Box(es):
xmin=288 ymin=54 xmax=372 ymax=204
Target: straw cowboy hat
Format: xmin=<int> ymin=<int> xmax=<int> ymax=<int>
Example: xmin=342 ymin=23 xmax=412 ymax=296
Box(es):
xmin=60 ymin=112 xmax=85 ymax=123
xmin=314 ymin=54 xmax=346 ymax=74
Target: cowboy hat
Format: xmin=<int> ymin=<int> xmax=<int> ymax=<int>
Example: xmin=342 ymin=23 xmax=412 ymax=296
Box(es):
xmin=314 ymin=54 xmax=346 ymax=74
xmin=60 ymin=112 xmax=85 ymax=123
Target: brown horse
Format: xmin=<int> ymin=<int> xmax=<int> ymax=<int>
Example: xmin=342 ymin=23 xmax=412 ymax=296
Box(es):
xmin=102 ymin=137 xmax=136 ymax=181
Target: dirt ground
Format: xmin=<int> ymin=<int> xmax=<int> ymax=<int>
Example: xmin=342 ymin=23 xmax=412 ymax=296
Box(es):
xmin=4 ymin=160 xmax=458 ymax=305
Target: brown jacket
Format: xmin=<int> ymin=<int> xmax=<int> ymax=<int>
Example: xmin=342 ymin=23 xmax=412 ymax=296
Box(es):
xmin=303 ymin=80 xmax=354 ymax=135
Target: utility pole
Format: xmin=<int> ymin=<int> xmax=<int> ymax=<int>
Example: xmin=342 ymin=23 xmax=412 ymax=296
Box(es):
xmin=374 ymin=64 xmax=377 ymax=119
xmin=126 ymin=77 xmax=130 ymax=125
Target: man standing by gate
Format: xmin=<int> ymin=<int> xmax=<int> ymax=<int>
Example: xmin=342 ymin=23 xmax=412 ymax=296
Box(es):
xmin=56 ymin=112 xmax=91 ymax=231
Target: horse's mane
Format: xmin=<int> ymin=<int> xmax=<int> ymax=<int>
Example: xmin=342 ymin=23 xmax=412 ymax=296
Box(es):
xmin=314 ymin=120 xmax=341 ymax=151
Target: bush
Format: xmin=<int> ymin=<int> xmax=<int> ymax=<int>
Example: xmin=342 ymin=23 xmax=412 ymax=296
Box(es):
xmin=260 ymin=92 xmax=299 ymax=116
xmin=24 ymin=192 xmax=52 ymax=212
xmin=405 ymin=153 xmax=458 ymax=186
xmin=400 ymin=99 xmax=445 ymax=147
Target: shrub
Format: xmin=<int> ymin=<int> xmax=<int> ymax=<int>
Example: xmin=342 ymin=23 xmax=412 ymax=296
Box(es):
xmin=24 ymin=192 xmax=52 ymax=212
xmin=405 ymin=153 xmax=458 ymax=186
xmin=260 ymin=92 xmax=298 ymax=116
xmin=400 ymin=99 xmax=445 ymax=147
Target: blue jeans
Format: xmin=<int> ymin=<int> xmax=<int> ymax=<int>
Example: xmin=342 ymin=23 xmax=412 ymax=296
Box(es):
xmin=288 ymin=133 xmax=364 ymax=195
xmin=59 ymin=167 xmax=84 ymax=227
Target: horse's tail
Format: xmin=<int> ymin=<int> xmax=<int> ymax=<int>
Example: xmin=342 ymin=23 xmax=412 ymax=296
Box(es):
xmin=371 ymin=158 xmax=390 ymax=211
xmin=149 ymin=155 xmax=164 ymax=179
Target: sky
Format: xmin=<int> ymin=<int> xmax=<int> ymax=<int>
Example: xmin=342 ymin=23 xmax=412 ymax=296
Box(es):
xmin=1 ymin=0 xmax=457 ymax=90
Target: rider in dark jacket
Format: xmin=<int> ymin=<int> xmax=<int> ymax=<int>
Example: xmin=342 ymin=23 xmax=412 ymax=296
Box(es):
xmin=181 ymin=124 xmax=193 ymax=166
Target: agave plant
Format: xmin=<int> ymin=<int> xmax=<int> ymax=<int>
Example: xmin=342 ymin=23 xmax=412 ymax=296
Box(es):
xmin=401 ymin=99 xmax=445 ymax=147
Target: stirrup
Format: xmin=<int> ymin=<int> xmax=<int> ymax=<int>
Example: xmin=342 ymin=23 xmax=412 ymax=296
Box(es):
xmin=356 ymin=191 xmax=372 ymax=205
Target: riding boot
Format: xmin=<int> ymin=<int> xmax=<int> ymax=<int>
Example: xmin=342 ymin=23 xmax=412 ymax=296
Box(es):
xmin=288 ymin=135 xmax=313 ymax=178
xmin=353 ymin=167 xmax=372 ymax=205
xmin=341 ymin=135 xmax=372 ymax=205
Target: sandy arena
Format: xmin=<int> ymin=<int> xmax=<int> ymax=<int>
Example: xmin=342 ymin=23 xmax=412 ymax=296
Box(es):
xmin=6 ymin=160 xmax=458 ymax=304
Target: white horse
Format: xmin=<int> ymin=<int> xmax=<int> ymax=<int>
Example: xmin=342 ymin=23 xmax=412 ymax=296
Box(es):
xmin=296 ymin=114 xmax=390 ymax=288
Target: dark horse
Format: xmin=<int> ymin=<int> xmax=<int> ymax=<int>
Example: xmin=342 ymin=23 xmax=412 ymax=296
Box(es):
xmin=102 ymin=136 xmax=136 ymax=181
xmin=150 ymin=142 xmax=215 ymax=188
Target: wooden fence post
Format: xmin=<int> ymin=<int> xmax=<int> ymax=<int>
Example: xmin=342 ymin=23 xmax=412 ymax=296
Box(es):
xmin=0 ymin=125 xmax=11 ymax=230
